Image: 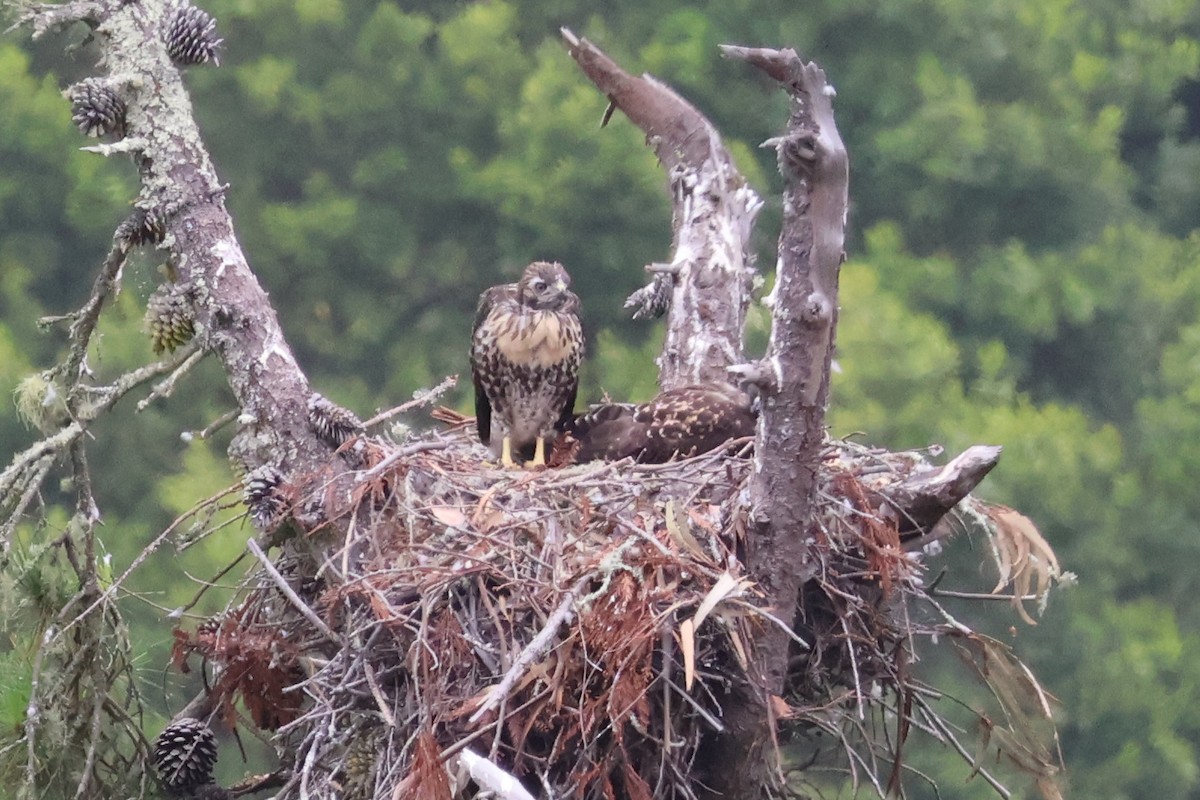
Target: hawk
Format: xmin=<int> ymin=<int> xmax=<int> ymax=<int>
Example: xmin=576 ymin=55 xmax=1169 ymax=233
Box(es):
xmin=470 ymin=261 xmax=584 ymax=468
xmin=567 ymin=382 xmax=755 ymax=464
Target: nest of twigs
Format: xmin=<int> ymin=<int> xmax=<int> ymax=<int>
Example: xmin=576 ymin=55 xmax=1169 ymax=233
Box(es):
xmin=173 ymin=420 xmax=1064 ymax=799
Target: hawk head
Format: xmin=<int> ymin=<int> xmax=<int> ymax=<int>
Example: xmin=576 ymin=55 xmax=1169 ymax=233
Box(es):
xmin=518 ymin=261 xmax=574 ymax=311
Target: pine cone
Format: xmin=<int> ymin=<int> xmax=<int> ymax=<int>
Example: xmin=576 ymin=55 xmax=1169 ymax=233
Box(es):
xmin=117 ymin=207 xmax=167 ymax=248
xmin=342 ymin=728 xmax=382 ymax=800
xmin=195 ymin=615 xmax=222 ymax=642
xmin=68 ymin=78 xmax=126 ymax=138
xmin=307 ymin=393 xmax=365 ymax=448
xmin=243 ymin=465 xmax=285 ymax=529
xmin=166 ymin=2 xmax=223 ymax=66
xmin=146 ymin=284 xmax=196 ymax=354
xmin=625 ymin=273 xmax=672 ymax=319
xmin=153 ymin=718 xmax=219 ymax=793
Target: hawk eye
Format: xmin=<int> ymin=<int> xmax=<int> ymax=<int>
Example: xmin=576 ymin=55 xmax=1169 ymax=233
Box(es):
xmin=531 ymin=278 xmax=548 ymax=292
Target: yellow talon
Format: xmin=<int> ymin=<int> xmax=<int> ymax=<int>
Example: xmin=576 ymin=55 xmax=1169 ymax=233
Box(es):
xmin=500 ymin=437 xmax=517 ymax=469
xmin=526 ymin=437 xmax=547 ymax=469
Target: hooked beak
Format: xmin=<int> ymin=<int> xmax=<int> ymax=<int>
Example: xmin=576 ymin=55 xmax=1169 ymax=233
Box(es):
xmin=553 ymin=279 xmax=567 ymax=292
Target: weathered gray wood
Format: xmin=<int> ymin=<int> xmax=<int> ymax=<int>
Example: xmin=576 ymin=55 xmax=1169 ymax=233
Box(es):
xmin=711 ymin=44 xmax=850 ymax=797
xmin=562 ymin=29 xmax=763 ymax=391
xmin=883 ymin=444 xmax=1003 ymax=549
xmin=16 ymin=0 xmax=327 ymax=479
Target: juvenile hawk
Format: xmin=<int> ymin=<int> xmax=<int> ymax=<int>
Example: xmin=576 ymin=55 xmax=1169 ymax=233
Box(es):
xmin=568 ymin=382 xmax=755 ymax=464
xmin=470 ymin=261 xmax=584 ymax=468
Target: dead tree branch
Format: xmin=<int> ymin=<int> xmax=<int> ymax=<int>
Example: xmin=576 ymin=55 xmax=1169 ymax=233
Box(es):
xmin=18 ymin=0 xmax=328 ymax=478
xmin=562 ymin=28 xmax=763 ymax=390
xmin=1 ymin=1 xmax=353 ymax=795
xmin=703 ymin=45 xmax=850 ymax=796
xmin=886 ymin=444 xmax=1002 ymax=547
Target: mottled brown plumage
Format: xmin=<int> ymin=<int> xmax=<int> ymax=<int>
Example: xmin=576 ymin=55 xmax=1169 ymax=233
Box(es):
xmin=568 ymin=382 xmax=755 ymax=464
xmin=470 ymin=262 xmax=584 ymax=467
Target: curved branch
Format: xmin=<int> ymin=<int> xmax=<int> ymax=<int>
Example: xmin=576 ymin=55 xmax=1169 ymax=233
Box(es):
xmin=562 ymin=29 xmax=763 ymax=390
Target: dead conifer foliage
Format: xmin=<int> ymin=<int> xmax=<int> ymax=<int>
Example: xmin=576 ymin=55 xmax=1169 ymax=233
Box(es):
xmin=171 ymin=425 xmax=1066 ymax=799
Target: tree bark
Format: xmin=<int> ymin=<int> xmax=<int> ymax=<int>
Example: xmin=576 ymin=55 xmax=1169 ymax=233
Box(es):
xmin=704 ymin=46 xmax=850 ymax=796
xmin=19 ymin=0 xmax=327 ymax=479
xmin=562 ymin=29 xmax=763 ymax=391
xmin=884 ymin=444 xmax=1003 ymax=547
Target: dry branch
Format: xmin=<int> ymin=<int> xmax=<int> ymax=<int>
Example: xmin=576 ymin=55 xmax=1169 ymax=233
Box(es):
xmin=18 ymin=0 xmax=330 ymax=478
xmin=0 ymin=1 xmax=353 ymax=796
xmin=562 ymin=29 xmax=763 ymax=390
xmin=882 ymin=444 xmax=1003 ymax=548
xmin=691 ymin=45 xmax=850 ymax=796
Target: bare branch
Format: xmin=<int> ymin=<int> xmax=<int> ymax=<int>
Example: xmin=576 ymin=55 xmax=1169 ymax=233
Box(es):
xmin=454 ymin=749 xmax=537 ymax=800
xmin=880 ymin=445 xmax=1003 ymax=548
xmin=363 ymin=374 xmax=458 ymax=430
xmin=15 ymin=0 xmax=329 ymax=480
xmin=562 ymin=29 xmax=763 ymax=390
xmin=247 ymin=538 xmax=341 ymax=644
xmin=699 ymin=46 xmax=850 ymax=797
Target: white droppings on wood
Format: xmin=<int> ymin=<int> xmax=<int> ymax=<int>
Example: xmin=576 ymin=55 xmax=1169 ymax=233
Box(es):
xmin=258 ymin=328 xmax=298 ymax=372
xmin=762 ymin=256 xmax=784 ymax=309
xmin=211 ymin=238 xmax=241 ymax=281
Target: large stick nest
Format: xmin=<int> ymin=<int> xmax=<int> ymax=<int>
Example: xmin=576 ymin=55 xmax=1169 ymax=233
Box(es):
xmin=173 ymin=421 xmax=1064 ymax=799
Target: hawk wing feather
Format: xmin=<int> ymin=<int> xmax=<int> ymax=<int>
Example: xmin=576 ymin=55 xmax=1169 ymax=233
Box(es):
xmin=470 ymin=284 xmax=516 ymax=446
xmin=570 ymin=383 xmax=755 ymax=464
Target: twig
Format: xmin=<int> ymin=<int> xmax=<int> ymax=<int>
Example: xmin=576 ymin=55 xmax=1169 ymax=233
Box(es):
xmin=136 ymin=344 xmax=205 ymax=410
xmin=0 ymin=423 xmax=83 ymax=499
xmin=361 ymin=440 xmax=453 ymax=480
xmin=3 ymin=345 xmax=205 ymax=553
xmin=247 ymin=538 xmax=342 ymax=644
xmin=185 ymin=408 xmax=240 ymax=441
xmin=913 ymin=695 xmax=1012 ymax=798
xmin=364 ymin=375 xmax=458 ymax=429
xmin=661 ymin=676 xmax=725 ymax=732
xmin=454 ymin=748 xmax=536 ymax=800
xmin=930 ymin=589 xmax=1043 ymax=602
xmin=60 ymin=484 xmax=242 ymax=635
xmin=728 ymin=599 xmax=810 ymax=650
xmin=469 ymin=576 xmax=588 ymax=723
xmin=0 ymin=453 xmax=54 ymax=555
xmin=59 ymin=235 xmax=130 ymax=386
xmin=362 ymin=658 xmax=396 ymax=727
xmin=74 ymin=641 xmax=107 ymax=799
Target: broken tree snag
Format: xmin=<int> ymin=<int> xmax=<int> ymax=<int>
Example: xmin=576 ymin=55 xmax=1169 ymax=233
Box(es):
xmin=562 ymin=28 xmax=763 ymax=391
xmin=17 ymin=0 xmax=326 ymax=479
xmin=707 ymin=46 xmax=849 ymax=795
xmin=885 ymin=444 xmax=1003 ymax=546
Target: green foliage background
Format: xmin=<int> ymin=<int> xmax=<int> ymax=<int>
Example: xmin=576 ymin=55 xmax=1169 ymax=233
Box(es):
xmin=2 ymin=0 xmax=1200 ymax=796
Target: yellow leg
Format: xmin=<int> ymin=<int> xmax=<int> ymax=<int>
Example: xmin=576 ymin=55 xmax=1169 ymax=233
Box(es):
xmin=527 ymin=437 xmax=547 ymax=469
xmin=500 ymin=437 xmax=517 ymax=469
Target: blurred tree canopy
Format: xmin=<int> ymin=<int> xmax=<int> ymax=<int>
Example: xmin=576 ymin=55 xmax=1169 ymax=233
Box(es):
xmin=2 ymin=0 xmax=1200 ymax=796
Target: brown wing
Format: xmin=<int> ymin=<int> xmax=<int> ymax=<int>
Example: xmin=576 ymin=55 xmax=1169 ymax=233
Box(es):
xmin=470 ymin=283 xmax=517 ymax=445
xmin=554 ymin=290 xmax=583 ymax=435
xmin=570 ymin=383 xmax=755 ymax=464
xmin=568 ymin=403 xmax=640 ymax=462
